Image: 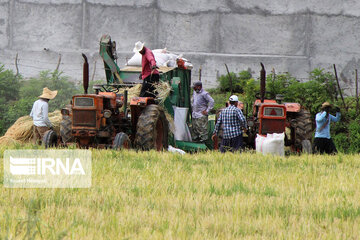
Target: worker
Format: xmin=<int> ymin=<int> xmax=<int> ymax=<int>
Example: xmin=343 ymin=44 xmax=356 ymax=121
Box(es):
xmin=30 ymin=87 xmax=57 ymax=144
xmin=212 ymin=95 xmax=247 ymax=153
xmin=133 ymin=41 xmax=159 ymax=98
xmin=313 ymin=102 xmax=341 ymax=154
xmin=191 ymin=81 xmax=214 ymax=143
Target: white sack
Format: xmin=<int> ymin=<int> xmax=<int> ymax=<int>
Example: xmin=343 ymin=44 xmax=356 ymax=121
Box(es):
xmin=168 ymin=145 xmax=186 ymax=155
xmin=126 ymin=49 xmax=193 ymax=68
xmin=126 ymin=52 xmax=169 ymax=67
xmin=154 ymin=52 xmax=170 ymax=67
xmin=256 ymin=133 xmax=285 ymax=156
xmin=126 ymin=52 xmax=142 ymax=66
xmin=173 ymin=107 xmax=192 ymax=142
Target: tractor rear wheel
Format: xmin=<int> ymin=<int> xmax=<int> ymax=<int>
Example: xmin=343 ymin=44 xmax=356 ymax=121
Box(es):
xmin=113 ymin=132 xmax=131 ymax=150
xmin=134 ymin=104 xmax=168 ymax=151
xmin=294 ymin=109 xmax=313 ymax=153
xmin=43 ymin=130 xmax=58 ymax=149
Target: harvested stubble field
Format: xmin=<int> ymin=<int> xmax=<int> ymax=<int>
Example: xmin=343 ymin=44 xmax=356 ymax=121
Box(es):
xmin=1 ymin=145 xmax=360 ymax=239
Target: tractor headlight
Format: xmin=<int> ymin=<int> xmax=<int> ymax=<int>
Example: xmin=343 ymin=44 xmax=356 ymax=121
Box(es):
xmin=103 ymin=110 xmax=112 ymax=118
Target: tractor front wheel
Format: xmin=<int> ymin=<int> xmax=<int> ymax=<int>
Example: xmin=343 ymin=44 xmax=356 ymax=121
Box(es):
xmin=43 ymin=130 xmax=58 ymax=149
xmin=60 ymin=115 xmax=73 ymax=144
xmin=134 ymin=104 xmax=168 ymax=151
xmin=60 ymin=106 xmax=73 ymax=144
xmin=113 ymin=132 xmax=131 ymax=150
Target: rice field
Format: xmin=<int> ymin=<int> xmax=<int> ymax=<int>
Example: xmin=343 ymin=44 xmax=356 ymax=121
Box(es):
xmin=1 ymin=145 xmax=360 ymax=239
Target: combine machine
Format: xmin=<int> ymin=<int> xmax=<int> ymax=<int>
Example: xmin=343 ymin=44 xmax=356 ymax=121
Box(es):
xmin=43 ymin=35 xmax=208 ymax=151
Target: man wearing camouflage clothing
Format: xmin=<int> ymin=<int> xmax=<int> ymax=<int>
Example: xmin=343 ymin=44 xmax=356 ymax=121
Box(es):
xmin=191 ymin=81 xmax=214 ymax=143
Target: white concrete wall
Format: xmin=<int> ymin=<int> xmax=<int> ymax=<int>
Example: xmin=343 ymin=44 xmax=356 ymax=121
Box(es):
xmin=0 ymin=0 xmax=359 ymax=93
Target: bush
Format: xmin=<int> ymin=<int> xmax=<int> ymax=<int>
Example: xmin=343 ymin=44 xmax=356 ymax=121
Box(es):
xmin=267 ymin=73 xmax=297 ymax=98
xmin=310 ymin=68 xmax=337 ymax=102
xmin=332 ymin=132 xmax=349 ymax=153
xmin=0 ymin=64 xmax=21 ymax=135
xmin=20 ymin=70 xmax=81 ymax=112
xmin=347 ymin=120 xmax=360 ymax=153
xmin=217 ymin=70 xmax=252 ymax=93
xmin=264 ymin=68 xmax=337 ymax=118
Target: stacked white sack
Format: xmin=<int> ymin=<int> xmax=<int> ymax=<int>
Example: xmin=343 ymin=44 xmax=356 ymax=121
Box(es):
xmin=255 ymin=133 xmax=285 ymax=156
xmin=126 ymin=48 xmax=193 ymax=69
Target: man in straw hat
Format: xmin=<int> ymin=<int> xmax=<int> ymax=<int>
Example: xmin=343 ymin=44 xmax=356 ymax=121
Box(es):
xmin=30 ymin=87 xmax=58 ymax=144
xmin=212 ymin=95 xmax=247 ymax=152
xmin=191 ymin=81 xmax=214 ymax=143
xmin=314 ymin=101 xmax=341 ymax=154
xmin=133 ymin=41 xmax=159 ymax=98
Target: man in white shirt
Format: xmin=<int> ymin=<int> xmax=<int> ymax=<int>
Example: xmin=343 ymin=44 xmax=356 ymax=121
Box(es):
xmin=30 ymin=87 xmax=58 ymax=144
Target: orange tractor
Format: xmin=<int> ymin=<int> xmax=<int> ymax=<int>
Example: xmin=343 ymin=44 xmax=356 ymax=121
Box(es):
xmin=43 ymin=36 xmax=170 ymax=150
xmin=244 ymin=63 xmax=313 ymax=152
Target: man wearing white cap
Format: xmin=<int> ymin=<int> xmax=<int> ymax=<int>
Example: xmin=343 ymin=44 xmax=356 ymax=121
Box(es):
xmin=133 ymin=41 xmax=159 ymax=98
xmin=30 ymin=87 xmax=57 ymax=144
xmin=212 ymin=95 xmax=247 ymax=152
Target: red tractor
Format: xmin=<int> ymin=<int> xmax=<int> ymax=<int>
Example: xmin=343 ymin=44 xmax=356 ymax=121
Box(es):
xmin=244 ymin=63 xmax=313 ymax=153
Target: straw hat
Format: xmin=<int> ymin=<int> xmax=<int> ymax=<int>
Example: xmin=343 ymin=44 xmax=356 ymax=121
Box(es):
xmin=133 ymin=41 xmax=144 ymax=53
xmin=39 ymin=87 xmax=58 ymax=100
xmin=321 ymin=101 xmax=332 ymax=109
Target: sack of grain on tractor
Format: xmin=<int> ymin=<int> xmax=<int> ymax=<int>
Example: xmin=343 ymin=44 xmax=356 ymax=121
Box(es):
xmin=126 ymin=48 xmax=193 ymax=69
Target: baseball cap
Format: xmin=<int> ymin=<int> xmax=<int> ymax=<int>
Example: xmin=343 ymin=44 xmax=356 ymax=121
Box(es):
xmin=229 ymin=95 xmax=238 ymax=102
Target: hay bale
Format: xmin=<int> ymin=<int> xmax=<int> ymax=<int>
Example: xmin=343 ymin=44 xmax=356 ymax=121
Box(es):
xmin=0 ymin=136 xmax=20 ymax=146
xmin=0 ymin=110 xmax=62 ymax=145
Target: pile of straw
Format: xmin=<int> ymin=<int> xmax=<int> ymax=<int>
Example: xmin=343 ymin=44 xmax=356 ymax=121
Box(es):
xmin=155 ymin=82 xmax=172 ymax=104
xmin=118 ymin=84 xmax=142 ymax=104
xmin=116 ymin=81 xmax=171 ymax=105
xmin=0 ymin=110 xmax=62 ymax=145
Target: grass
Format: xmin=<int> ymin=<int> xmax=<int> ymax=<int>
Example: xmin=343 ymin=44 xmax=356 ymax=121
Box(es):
xmin=1 ymin=145 xmax=360 ymax=239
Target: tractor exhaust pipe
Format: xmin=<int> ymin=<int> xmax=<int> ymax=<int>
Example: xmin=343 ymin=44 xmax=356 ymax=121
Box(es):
xmin=260 ymin=62 xmax=266 ymax=103
xmin=82 ymin=53 xmax=89 ymax=94
xmin=124 ymin=90 xmax=128 ymax=117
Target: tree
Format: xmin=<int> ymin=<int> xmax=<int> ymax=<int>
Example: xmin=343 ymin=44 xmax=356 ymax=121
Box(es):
xmin=0 ymin=68 xmax=81 ymax=135
xmin=0 ymin=64 xmax=21 ymax=135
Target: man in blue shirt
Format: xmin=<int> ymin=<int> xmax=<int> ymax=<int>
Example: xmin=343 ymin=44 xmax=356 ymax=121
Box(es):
xmin=191 ymin=81 xmax=214 ymax=142
xmin=212 ymin=95 xmax=247 ymax=152
xmin=314 ymin=102 xmax=341 ymax=154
